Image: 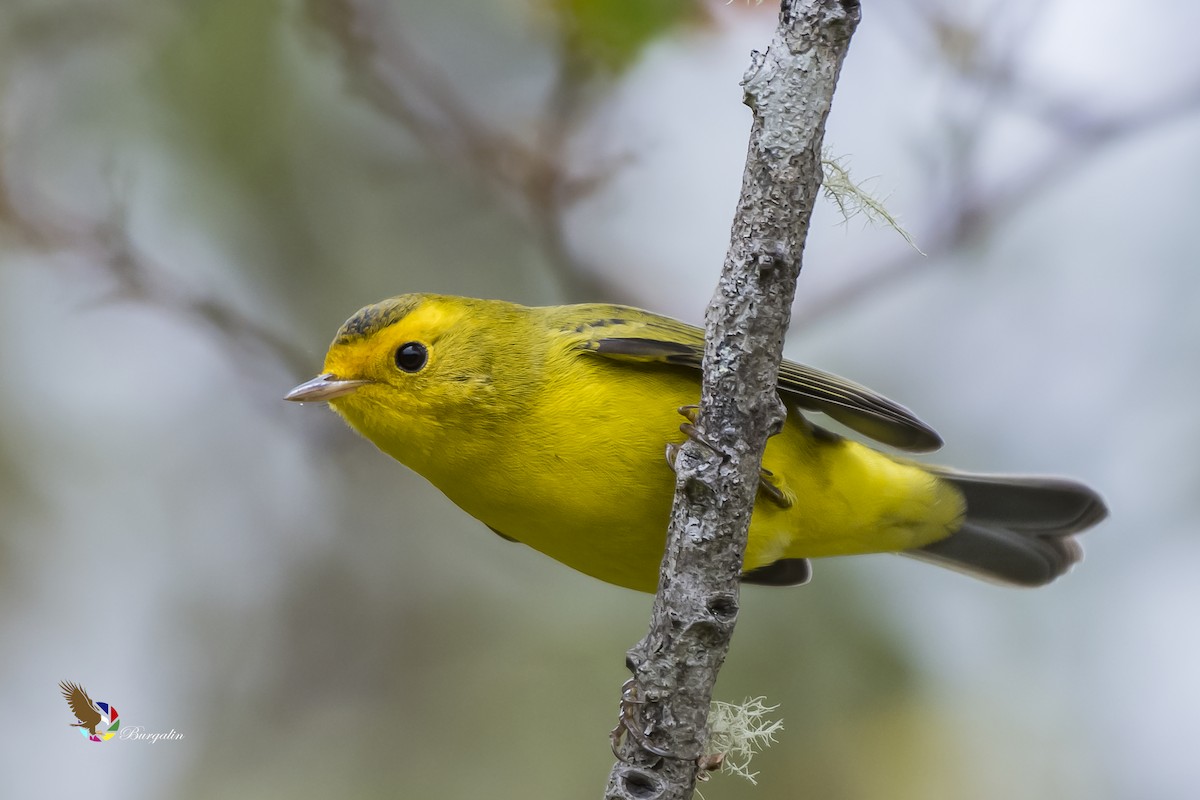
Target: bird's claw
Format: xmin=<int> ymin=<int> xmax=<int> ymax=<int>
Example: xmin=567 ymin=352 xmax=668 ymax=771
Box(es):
xmin=675 ymin=405 xmax=723 ymax=455
xmin=665 ymin=407 xmax=791 ymax=508
xmin=757 ymin=468 xmax=792 ymax=508
xmin=664 ymin=442 xmax=682 ymax=469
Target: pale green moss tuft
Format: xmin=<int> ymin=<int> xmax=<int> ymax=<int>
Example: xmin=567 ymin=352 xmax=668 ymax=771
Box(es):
xmin=706 ymin=696 xmax=784 ymax=785
xmin=821 ymin=150 xmax=924 ymax=254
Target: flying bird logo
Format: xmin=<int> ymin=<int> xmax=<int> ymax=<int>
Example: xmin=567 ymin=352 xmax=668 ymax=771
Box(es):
xmin=60 ymin=681 xmax=120 ymax=742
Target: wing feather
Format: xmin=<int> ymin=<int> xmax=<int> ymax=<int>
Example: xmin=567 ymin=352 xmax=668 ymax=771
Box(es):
xmin=562 ymin=305 xmax=941 ymax=452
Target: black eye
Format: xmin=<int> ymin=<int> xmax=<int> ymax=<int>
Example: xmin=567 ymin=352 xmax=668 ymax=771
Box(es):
xmin=394 ymin=342 xmax=428 ymax=372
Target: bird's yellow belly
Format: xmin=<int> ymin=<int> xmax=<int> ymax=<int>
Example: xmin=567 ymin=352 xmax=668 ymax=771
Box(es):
xmin=435 ymin=398 xmax=684 ymax=592
xmin=428 ymin=396 xmax=965 ymax=593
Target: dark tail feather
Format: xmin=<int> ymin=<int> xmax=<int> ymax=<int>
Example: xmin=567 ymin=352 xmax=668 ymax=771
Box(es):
xmin=905 ymin=470 xmax=1108 ymax=586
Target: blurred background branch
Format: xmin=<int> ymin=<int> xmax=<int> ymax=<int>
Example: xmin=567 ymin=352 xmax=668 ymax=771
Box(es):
xmin=0 ymin=173 xmax=313 ymax=375
xmin=795 ymin=0 xmax=1200 ymax=330
xmin=303 ymin=0 xmax=652 ymax=299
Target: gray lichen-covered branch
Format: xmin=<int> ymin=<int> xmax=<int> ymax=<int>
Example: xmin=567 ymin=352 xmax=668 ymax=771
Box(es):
xmin=604 ymin=1 xmax=861 ymax=799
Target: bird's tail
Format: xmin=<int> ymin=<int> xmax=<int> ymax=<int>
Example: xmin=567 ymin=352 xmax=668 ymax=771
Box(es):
xmin=905 ymin=469 xmax=1108 ymax=586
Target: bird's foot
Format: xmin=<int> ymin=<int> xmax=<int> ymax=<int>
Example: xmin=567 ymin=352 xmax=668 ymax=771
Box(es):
xmin=675 ymin=405 xmax=722 ymax=454
xmin=756 ymin=466 xmax=792 ymax=508
xmin=666 ymin=406 xmax=791 ymax=509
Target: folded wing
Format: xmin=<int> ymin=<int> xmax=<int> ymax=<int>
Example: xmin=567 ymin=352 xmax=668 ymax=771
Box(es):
xmin=569 ymin=308 xmax=941 ymax=452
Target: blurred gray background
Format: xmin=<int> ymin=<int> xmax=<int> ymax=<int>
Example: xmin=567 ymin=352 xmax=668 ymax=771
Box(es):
xmin=3 ymin=0 xmax=1198 ymax=798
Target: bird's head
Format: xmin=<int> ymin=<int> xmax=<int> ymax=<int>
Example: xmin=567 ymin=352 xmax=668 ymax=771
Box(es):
xmin=286 ymin=293 xmax=528 ymax=469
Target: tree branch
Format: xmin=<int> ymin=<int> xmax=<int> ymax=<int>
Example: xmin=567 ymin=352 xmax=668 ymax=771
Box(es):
xmin=604 ymin=2 xmax=860 ymax=798
xmin=0 ymin=172 xmax=312 ymax=378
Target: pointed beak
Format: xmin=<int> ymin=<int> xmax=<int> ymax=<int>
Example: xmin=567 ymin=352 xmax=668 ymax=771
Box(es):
xmin=285 ymin=373 xmax=369 ymax=403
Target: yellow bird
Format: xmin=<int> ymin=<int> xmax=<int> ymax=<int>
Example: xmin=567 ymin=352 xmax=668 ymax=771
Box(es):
xmin=286 ymin=294 xmax=1106 ymax=593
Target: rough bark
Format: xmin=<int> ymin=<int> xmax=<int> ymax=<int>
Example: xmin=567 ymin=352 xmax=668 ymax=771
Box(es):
xmin=604 ymin=2 xmax=860 ymax=798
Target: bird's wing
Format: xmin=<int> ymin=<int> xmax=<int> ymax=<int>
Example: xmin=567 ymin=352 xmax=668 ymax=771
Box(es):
xmin=564 ymin=305 xmax=942 ymax=452
xmin=60 ymin=681 xmax=102 ymax=729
